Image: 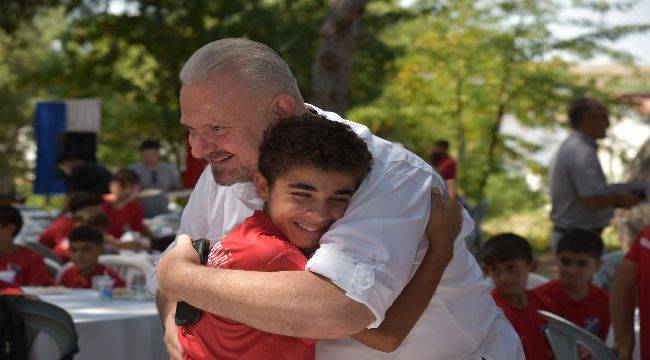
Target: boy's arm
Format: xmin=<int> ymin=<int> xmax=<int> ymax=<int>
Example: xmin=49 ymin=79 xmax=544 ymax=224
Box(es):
xmin=351 ymin=189 xmax=461 ymax=352
xmin=610 ymin=258 xmax=637 ymax=360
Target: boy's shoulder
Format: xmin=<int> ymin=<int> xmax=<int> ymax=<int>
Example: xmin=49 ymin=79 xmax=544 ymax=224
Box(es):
xmin=533 ymin=279 xmax=562 ymax=296
xmin=4 ymin=246 xmax=44 ymax=262
xmin=527 ymin=289 xmax=556 ymax=312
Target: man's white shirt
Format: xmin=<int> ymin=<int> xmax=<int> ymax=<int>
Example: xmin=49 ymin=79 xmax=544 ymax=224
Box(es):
xmin=147 ymin=105 xmax=522 ymax=359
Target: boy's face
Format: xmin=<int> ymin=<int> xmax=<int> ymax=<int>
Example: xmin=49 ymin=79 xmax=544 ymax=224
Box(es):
xmin=69 ymin=241 xmax=103 ymax=270
xmin=557 ymin=251 xmax=601 ymax=288
xmin=109 ymin=181 xmax=139 ymax=201
xmin=254 ymin=166 xmax=358 ymax=250
xmin=485 ymin=258 xmax=535 ymax=296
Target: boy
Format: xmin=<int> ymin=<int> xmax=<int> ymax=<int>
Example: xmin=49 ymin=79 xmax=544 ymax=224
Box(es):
xmin=102 ymin=168 xmax=154 ymax=240
xmin=58 ymin=225 xmax=125 ymax=289
xmin=0 ymin=204 xmax=53 ymax=286
xmin=39 ymin=191 xmax=104 ymax=262
xmin=483 ymin=233 xmax=554 ymax=360
xmin=535 ymin=229 xmax=609 ymax=339
xmin=179 ymin=114 xmax=462 ymax=359
xmin=611 ymin=224 xmax=650 ymax=360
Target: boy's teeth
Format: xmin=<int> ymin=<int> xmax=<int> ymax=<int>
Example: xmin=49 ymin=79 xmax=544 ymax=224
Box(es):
xmin=296 ymin=223 xmax=321 ymax=232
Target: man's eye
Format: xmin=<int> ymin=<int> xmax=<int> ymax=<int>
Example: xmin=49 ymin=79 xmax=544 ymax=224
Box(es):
xmin=211 ymin=126 xmax=226 ymax=134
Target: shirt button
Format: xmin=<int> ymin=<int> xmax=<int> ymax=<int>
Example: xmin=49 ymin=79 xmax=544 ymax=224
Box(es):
xmin=352 ymin=264 xmax=374 ymax=291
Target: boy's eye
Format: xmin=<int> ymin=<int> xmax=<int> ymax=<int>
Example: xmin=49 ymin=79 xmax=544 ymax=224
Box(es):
xmin=330 ymin=197 xmax=350 ymax=204
xmin=291 ymin=192 xmax=310 ymax=198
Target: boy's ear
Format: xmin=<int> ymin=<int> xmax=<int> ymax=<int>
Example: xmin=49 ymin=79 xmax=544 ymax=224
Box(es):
xmin=253 ymin=172 xmax=270 ymax=202
xmin=529 ymin=259 xmax=539 ymax=272
xmin=596 ymin=258 xmax=604 ymax=270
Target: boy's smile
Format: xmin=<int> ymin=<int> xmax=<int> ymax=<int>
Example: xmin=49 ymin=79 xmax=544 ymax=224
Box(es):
xmin=485 ymin=259 xmax=534 ymax=298
xmin=254 ymin=166 xmax=358 ymax=250
xmin=557 ymin=251 xmax=601 ymax=289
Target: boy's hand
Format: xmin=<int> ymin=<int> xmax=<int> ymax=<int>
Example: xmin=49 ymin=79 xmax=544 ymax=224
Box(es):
xmin=426 ymin=187 xmax=462 ymax=262
xmin=611 ymin=342 xmax=633 ymax=360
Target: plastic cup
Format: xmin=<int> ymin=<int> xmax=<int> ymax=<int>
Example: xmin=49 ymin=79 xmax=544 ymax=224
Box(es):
xmin=95 ymin=276 xmax=116 ymax=300
xmin=0 ymin=269 xmax=16 ymax=284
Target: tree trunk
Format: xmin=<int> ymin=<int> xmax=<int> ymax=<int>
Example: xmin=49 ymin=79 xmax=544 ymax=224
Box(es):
xmin=614 ymin=137 xmax=650 ymax=247
xmin=310 ymin=0 xmax=369 ymax=115
xmin=453 ymin=77 xmax=467 ymax=193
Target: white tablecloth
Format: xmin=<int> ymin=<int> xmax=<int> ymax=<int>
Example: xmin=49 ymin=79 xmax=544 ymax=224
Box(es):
xmin=28 ymin=289 xmax=166 ymax=360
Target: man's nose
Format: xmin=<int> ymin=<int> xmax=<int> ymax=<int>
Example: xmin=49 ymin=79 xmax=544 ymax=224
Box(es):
xmin=190 ymin=134 xmax=215 ymax=159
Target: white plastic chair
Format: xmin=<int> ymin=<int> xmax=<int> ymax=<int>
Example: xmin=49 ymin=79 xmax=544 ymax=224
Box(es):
xmin=43 ymin=258 xmax=62 ymax=281
xmin=538 ymin=310 xmax=617 ymax=360
xmin=98 ymin=254 xmax=152 ymax=288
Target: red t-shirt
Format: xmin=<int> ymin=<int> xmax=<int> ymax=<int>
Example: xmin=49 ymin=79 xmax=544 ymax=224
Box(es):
xmin=534 ymin=279 xmax=609 ymax=339
xmin=492 ymin=289 xmax=554 ymax=360
xmin=0 ymin=247 xmax=53 ymax=286
xmin=102 ymin=199 xmax=146 ymax=238
xmin=58 ymin=263 xmax=126 ymax=289
xmin=179 ymin=211 xmax=314 ymax=360
xmin=433 ymin=155 xmax=457 ymax=180
xmin=0 ymin=280 xmax=24 ymax=295
xmin=625 ymin=225 xmax=650 ymax=359
xmin=38 ymin=215 xmax=75 ymax=249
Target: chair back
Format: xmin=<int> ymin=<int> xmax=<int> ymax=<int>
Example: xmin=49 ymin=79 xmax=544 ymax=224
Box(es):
xmin=43 ymin=258 xmax=63 ymax=281
xmin=13 ymin=296 xmax=79 ymax=359
xmin=22 ymin=242 xmax=63 ymax=265
xmin=538 ymin=310 xmax=617 ymax=360
xmin=592 ymin=250 xmax=625 ymax=291
xmin=98 ymin=254 xmax=152 ymax=287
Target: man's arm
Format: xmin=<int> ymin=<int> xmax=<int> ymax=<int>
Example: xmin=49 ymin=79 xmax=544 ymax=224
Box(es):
xmin=351 ymin=189 xmax=461 ymax=352
xmin=609 ymin=258 xmax=637 ymax=360
xmin=157 ymin=249 xmax=374 ymax=339
xmin=581 ymin=192 xmax=642 ymax=209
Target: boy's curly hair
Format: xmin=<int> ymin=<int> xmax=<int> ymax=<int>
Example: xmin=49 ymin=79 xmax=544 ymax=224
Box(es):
xmin=258 ymin=113 xmax=373 ymax=186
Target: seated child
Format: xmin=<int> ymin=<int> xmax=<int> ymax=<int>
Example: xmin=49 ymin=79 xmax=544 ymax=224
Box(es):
xmin=58 ymin=226 xmax=125 ymax=289
xmin=535 ymin=229 xmax=609 ymax=339
xmin=0 ymin=205 xmax=53 ymax=286
xmin=39 ymin=191 xmax=104 ymax=262
xmin=102 ymin=169 xmax=154 ymax=240
xmin=483 ymin=233 xmax=555 ymax=360
xmin=178 ymin=113 xmax=461 ymax=359
xmin=611 ymin=224 xmax=650 ymax=360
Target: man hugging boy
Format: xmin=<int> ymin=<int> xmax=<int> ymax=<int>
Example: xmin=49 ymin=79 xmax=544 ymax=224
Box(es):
xmin=178 ymin=113 xmax=462 ymax=359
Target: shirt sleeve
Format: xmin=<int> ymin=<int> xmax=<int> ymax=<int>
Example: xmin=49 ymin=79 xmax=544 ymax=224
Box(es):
xmin=570 ymin=148 xmax=608 ymax=197
xmin=306 ymin=160 xmax=437 ymax=328
xmin=145 ymin=167 xmax=212 ymax=296
xmin=265 ymin=249 xmax=308 ymax=272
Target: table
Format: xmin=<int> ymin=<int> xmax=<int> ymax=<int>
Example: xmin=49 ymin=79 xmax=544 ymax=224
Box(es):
xmin=27 ymin=289 xmax=167 ymax=360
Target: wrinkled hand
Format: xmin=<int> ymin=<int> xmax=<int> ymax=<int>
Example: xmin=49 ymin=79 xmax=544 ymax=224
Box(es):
xmin=156 ymin=234 xmax=200 ymax=302
xmin=425 ymin=187 xmax=462 ymax=262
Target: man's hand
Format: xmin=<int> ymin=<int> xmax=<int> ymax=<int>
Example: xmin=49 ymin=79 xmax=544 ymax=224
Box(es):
xmin=614 ymin=192 xmax=643 ymax=209
xmin=156 ymin=234 xmax=201 ymax=302
xmin=426 ymin=187 xmax=462 ymax=262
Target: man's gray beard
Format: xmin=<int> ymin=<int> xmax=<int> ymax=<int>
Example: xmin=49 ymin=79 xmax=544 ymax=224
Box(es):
xmin=211 ymin=165 xmax=255 ymax=186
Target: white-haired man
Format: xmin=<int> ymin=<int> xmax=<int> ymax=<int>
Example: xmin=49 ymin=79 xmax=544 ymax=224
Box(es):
xmin=150 ymin=38 xmax=523 ymax=359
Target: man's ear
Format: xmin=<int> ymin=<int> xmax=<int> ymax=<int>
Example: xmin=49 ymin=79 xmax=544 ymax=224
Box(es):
xmin=269 ymin=94 xmax=298 ymax=120
xmin=253 ymin=172 xmax=271 ymax=202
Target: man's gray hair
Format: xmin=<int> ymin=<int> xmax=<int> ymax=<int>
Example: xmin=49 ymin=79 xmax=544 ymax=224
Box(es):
xmin=180 ymin=38 xmax=303 ymax=103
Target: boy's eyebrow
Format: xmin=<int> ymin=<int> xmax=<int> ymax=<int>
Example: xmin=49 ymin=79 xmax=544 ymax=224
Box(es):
xmin=289 ymin=183 xmax=317 ymax=191
xmin=334 ymin=189 xmax=354 ymax=196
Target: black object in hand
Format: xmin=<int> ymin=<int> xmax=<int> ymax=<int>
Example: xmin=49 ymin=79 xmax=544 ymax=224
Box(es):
xmin=175 ymin=238 xmax=210 ymax=326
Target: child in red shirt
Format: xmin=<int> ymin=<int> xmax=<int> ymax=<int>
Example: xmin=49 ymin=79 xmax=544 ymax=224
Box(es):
xmin=0 ymin=205 xmax=53 ymax=286
xmin=58 ymin=226 xmax=125 ymax=289
xmin=611 ymin=225 xmax=650 ymax=360
xmin=535 ymin=229 xmax=609 ymax=339
xmin=482 ymin=233 xmax=554 ymax=360
xmin=178 ymin=114 xmax=462 ymax=359
xmin=39 ymin=191 xmax=104 ymax=262
xmin=102 ymin=168 xmax=154 ymax=240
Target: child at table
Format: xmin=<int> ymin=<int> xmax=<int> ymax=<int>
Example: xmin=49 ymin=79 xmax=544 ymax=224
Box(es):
xmin=611 ymin=224 xmax=650 ymax=360
xmin=39 ymin=191 xmax=103 ymax=262
xmin=0 ymin=204 xmax=53 ymax=287
xmin=58 ymin=226 xmax=125 ymax=289
xmin=534 ymin=229 xmax=609 ymax=339
xmin=102 ymin=168 xmax=154 ymax=240
xmin=178 ymin=113 xmax=461 ymax=359
xmin=482 ymin=233 xmax=555 ymax=360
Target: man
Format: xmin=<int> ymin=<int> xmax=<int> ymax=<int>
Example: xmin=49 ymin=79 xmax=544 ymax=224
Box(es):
xmin=149 ymin=38 xmax=522 ymax=359
xmin=128 ymin=140 xmax=181 ymax=218
xmin=549 ymin=97 xmax=643 ymax=250
xmin=429 ymin=140 xmax=457 ymax=198
xmin=57 ymin=153 xmax=112 ymax=196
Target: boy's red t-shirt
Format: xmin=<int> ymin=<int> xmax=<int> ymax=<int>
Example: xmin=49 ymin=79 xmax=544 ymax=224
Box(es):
xmin=58 ymin=263 xmax=126 ymax=289
xmin=179 ymin=211 xmax=314 ymax=360
xmin=534 ymin=279 xmax=610 ymax=339
xmin=0 ymin=246 xmax=53 ymax=286
xmin=102 ymin=198 xmax=146 ymax=238
xmin=625 ymin=225 xmax=650 ymax=359
xmin=38 ymin=215 xmax=75 ymax=250
xmin=492 ymin=289 xmax=554 ymax=360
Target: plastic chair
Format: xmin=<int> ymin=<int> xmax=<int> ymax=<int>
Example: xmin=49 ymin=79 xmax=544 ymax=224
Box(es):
xmin=12 ymin=296 xmax=79 ymax=360
xmin=526 ymin=272 xmax=550 ymax=289
xmin=538 ymin=310 xmax=617 ymax=360
xmin=98 ymin=254 xmax=152 ymax=287
xmin=592 ymin=250 xmax=625 ymax=292
xmin=22 ymin=242 xmax=63 ymax=265
xmin=43 ymin=258 xmax=62 ymax=281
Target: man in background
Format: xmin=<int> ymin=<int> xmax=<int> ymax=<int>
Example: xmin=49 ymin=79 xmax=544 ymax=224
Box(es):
xmin=128 ymin=140 xmax=181 ymax=218
xmin=430 ymin=140 xmax=457 ymax=198
xmin=548 ymin=97 xmax=643 ymax=250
